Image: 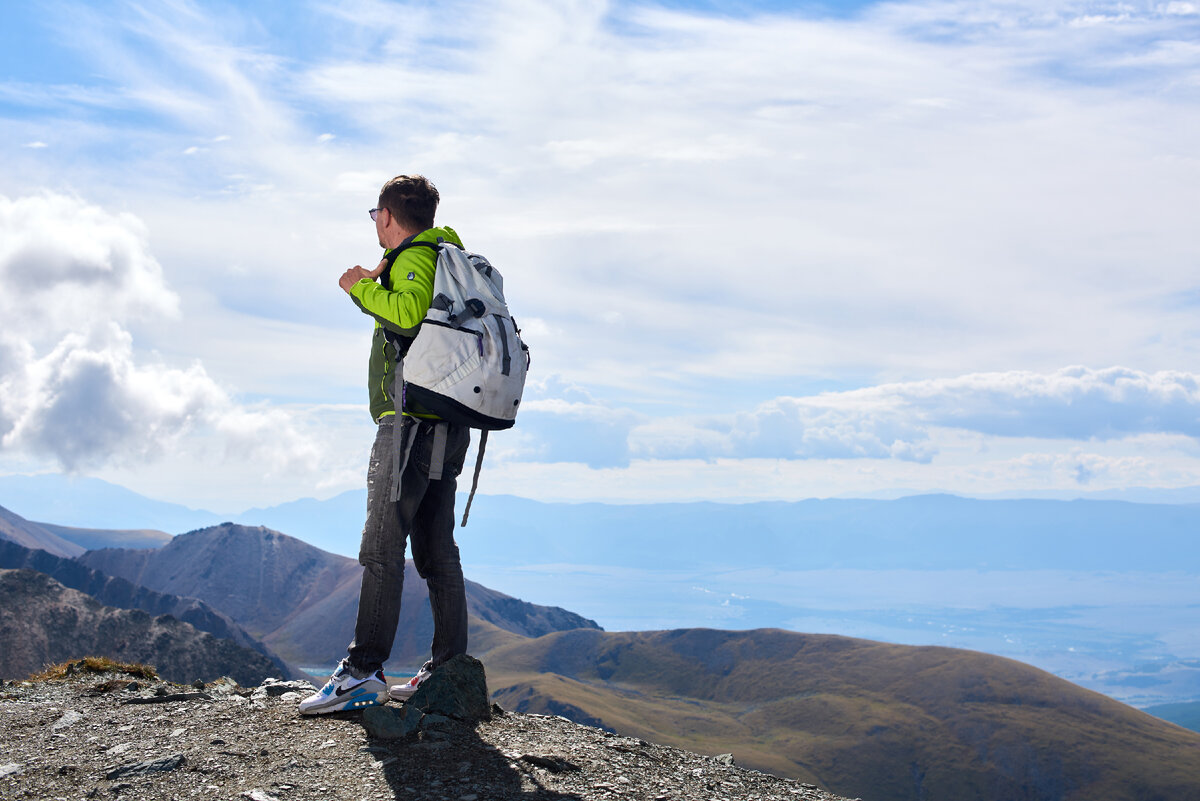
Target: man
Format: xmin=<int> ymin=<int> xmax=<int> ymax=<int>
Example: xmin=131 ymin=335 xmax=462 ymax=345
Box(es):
xmin=300 ymin=175 xmax=471 ymax=715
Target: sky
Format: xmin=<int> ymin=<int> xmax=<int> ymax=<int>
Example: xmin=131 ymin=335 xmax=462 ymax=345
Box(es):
xmin=1 ymin=0 xmax=1199 ymax=511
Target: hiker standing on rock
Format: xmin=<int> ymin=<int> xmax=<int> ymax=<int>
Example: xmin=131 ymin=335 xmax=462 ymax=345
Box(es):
xmin=300 ymin=175 xmax=471 ymax=714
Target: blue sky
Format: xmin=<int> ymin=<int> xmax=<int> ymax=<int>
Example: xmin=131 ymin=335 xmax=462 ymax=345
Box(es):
xmin=2 ymin=0 xmax=1200 ymax=509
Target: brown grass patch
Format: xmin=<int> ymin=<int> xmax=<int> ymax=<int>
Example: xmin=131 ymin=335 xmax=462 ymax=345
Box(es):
xmin=28 ymin=657 xmax=158 ymax=682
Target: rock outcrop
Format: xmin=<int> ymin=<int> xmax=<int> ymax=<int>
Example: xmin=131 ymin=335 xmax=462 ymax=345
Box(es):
xmin=0 ymin=569 xmax=287 ymax=687
xmin=0 ymin=663 xmax=855 ymax=801
xmin=0 ymin=539 xmax=307 ymax=681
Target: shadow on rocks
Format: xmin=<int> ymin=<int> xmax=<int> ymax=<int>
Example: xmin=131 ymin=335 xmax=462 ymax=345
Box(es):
xmin=360 ymin=655 xmax=582 ymax=801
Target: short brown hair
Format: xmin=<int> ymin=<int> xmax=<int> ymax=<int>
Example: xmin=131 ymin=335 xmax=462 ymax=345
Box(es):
xmin=378 ymin=174 xmax=439 ymax=232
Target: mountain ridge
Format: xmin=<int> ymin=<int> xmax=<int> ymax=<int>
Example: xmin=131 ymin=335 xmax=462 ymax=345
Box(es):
xmin=0 ymin=569 xmax=285 ymax=686
xmin=77 ymin=521 xmax=601 ymax=670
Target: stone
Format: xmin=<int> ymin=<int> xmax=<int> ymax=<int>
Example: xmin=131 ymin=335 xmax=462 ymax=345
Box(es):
xmin=519 ymin=754 xmax=580 ymax=773
xmin=0 ymin=763 xmax=22 ymax=779
xmin=362 ymin=704 xmax=423 ymax=740
xmin=105 ymin=754 xmax=186 ymax=780
xmin=254 ymin=679 xmax=314 ymax=698
xmin=240 ymin=790 xmax=280 ymax=801
xmin=404 ymin=654 xmax=490 ymax=722
xmin=51 ymin=711 xmax=83 ymax=731
xmin=715 ymin=753 xmax=736 ymax=766
xmin=420 ymin=713 xmax=453 ymax=730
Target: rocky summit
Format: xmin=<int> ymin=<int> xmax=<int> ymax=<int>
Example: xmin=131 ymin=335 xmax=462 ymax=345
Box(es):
xmin=0 ymin=662 xmax=856 ymax=801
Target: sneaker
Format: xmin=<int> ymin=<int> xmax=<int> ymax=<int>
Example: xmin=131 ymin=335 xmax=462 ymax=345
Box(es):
xmin=299 ymin=664 xmax=388 ymax=715
xmin=389 ymin=662 xmax=434 ymax=701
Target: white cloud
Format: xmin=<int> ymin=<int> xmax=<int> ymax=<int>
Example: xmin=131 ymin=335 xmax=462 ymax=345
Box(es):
xmin=3 ymin=1 xmax=1200 ymax=506
xmin=0 ymin=193 xmax=333 ymax=485
xmin=627 ymin=366 xmax=1200 ymax=462
xmin=0 ymin=192 xmax=178 ymax=343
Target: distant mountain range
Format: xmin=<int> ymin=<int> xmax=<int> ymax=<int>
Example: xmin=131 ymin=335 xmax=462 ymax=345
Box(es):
xmin=6 ymin=473 xmax=1200 ymax=573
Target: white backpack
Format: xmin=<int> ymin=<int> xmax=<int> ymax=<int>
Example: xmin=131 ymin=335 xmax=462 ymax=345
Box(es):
xmin=388 ymin=238 xmax=529 ymax=524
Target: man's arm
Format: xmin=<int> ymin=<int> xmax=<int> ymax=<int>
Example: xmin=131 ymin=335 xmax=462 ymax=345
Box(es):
xmin=338 ymin=258 xmax=387 ymax=293
xmin=340 ymin=253 xmax=434 ymax=336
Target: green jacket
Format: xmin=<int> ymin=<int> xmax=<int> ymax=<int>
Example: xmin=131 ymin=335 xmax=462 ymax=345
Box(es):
xmin=348 ymin=226 xmax=464 ymax=421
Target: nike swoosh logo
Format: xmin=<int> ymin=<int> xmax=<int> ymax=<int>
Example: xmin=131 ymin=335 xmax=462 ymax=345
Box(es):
xmin=334 ymin=685 xmax=367 ymax=698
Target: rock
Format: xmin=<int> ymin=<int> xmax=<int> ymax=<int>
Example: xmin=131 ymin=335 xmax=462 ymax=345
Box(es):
xmin=254 ymin=679 xmax=314 ymax=698
xmin=0 ymin=763 xmax=22 ymax=778
xmin=51 ymin=710 xmax=83 ymax=731
xmin=362 ymin=704 xmax=423 ymax=740
xmin=519 ymin=754 xmax=580 ymax=773
xmin=105 ymin=754 xmax=186 ymax=780
xmin=404 ymin=654 xmax=490 ymax=722
xmin=715 ymin=753 xmax=735 ymax=766
xmin=240 ymin=790 xmax=281 ymax=801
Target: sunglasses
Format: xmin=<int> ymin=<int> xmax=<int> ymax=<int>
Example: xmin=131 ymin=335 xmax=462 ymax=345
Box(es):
xmin=369 ymin=207 xmax=383 ymax=221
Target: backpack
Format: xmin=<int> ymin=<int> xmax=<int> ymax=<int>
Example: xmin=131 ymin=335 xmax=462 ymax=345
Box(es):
xmin=381 ymin=237 xmax=529 ymax=525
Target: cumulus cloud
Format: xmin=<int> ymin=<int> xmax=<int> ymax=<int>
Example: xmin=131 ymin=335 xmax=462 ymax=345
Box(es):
xmin=0 ymin=193 xmax=178 ymax=341
xmin=628 ymin=367 xmax=1200 ymax=462
xmin=0 ymin=193 xmax=321 ymax=475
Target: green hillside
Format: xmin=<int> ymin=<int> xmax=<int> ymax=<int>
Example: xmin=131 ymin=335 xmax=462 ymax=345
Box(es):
xmin=480 ymin=628 xmax=1200 ymax=801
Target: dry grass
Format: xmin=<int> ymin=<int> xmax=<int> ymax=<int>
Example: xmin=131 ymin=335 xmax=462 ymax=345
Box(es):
xmin=27 ymin=656 xmax=158 ymax=682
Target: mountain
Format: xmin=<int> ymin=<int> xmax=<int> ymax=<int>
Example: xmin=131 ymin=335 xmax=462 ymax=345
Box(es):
xmin=77 ymin=522 xmax=601 ymax=670
xmin=458 ymin=493 xmax=1200 ymax=572
xmin=38 ymin=522 xmax=172 ymax=551
xmin=0 ymin=473 xmax=223 ymax=532
xmin=234 ymin=490 xmax=364 ymax=556
xmin=483 ymin=627 xmax=1200 ymax=801
xmin=0 ymin=538 xmax=307 ymax=681
xmin=0 ymin=569 xmax=284 ymax=686
xmin=9 ymin=471 xmax=1200 ymax=573
xmin=0 ymin=504 xmax=85 ymax=558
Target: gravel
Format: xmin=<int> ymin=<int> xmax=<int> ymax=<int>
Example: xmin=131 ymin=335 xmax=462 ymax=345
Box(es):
xmin=0 ymin=671 xmax=858 ymax=801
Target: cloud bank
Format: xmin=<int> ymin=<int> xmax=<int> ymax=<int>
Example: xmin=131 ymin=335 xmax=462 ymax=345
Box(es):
xmin=0 ymin=193 xmax=325 ymax=478
xmin=628 ymin=366 xmax=1200 ymax=462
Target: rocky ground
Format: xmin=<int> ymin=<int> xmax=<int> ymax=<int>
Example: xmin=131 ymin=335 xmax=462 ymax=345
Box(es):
xmin=0 ymin=664 xmax=857 ymax=801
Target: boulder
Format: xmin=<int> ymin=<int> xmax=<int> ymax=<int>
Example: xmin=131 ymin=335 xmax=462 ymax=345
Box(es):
xmin=405 ymin=654 xmax=491 ymax=722
xmin=362 ymin=654 xmax=491 ymax=740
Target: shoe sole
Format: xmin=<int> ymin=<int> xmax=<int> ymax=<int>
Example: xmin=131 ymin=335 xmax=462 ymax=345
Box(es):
xmin=299 ymin=687 xmax=388 ymax=715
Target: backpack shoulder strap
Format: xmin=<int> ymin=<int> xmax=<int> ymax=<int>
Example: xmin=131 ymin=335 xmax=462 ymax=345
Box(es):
xmin=378 ymin=239 xmax=441 ymax=289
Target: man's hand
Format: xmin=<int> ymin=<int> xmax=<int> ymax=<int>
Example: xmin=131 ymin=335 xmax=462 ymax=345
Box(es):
xmin=339 ymin=258 xmax=389 ymax=294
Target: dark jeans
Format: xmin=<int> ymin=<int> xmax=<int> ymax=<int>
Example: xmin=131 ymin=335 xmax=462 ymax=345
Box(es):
xmin=346 ymin=415 xmax=470 ymax=675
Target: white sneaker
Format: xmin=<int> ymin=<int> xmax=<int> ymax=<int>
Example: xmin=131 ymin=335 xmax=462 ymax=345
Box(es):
xmin=299 ymin=664 xmax=388 ymax=715
xmin=389 ymin=662 xmax=434 ymax=701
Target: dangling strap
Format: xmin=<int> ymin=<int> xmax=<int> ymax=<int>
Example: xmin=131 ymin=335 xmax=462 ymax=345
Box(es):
xmin=390 ymin=418 xmax=420 ymax=503
xmin=428 ymin=423 xmax=448 ymax=481
xmin=460 ymin=430 xmax=488 ymax=527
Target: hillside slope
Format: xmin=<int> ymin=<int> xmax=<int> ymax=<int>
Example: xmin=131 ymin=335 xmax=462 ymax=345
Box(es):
xmin=0 ymin=504 xmax=84 ymax=558
xmin=38 ymin=521 xmax=172 ymax=551
xmin=78 ymin=522 xmax=600 ymax=668
xmin=483 ymin=627 xmax=1200 ymax=801
xmin=0 ymin=569 xmax=285 ymax=686
xmin=0 ymin=539 xmax=306 ymax=681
